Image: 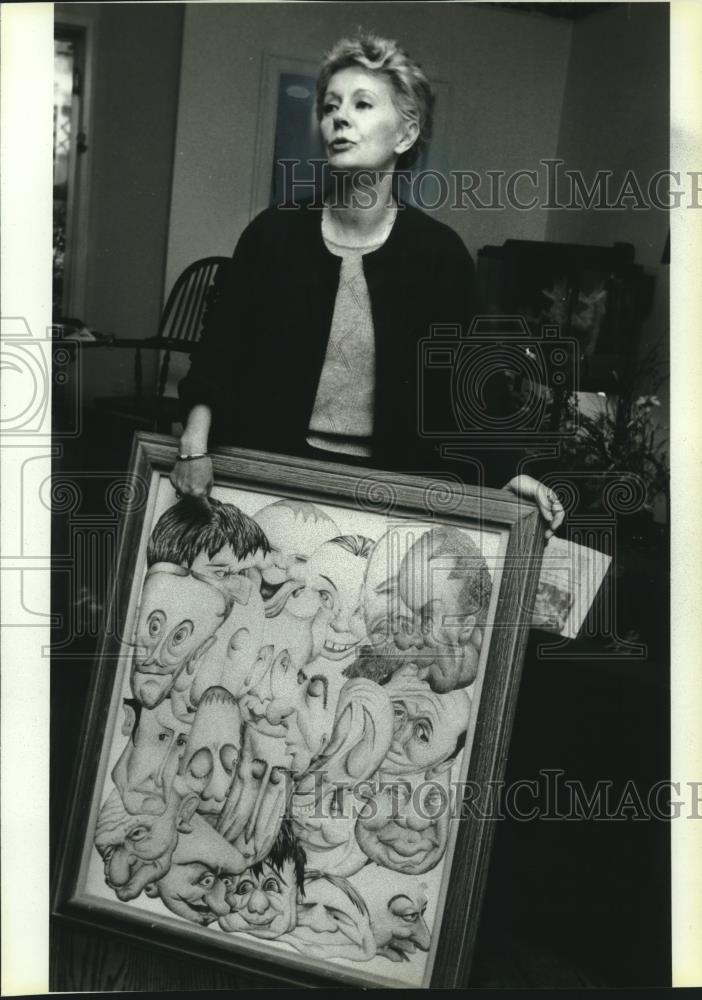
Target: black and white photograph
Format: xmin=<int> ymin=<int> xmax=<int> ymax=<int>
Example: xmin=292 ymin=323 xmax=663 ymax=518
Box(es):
xmin=1 ymin=0 xmax=700 ymax=993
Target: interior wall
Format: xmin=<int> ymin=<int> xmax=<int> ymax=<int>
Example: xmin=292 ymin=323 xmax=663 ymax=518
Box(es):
xmin=546 ymin=1 xmax=670 ymax=494
xmin=61 ymin=2 xmax=183 ymax=403
xmin=546 ymin=2 xmax=669 ymax=267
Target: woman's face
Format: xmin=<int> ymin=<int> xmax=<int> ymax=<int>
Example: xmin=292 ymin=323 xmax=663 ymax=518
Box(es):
xmin=319 ymin=67 xmax=416 ymax=174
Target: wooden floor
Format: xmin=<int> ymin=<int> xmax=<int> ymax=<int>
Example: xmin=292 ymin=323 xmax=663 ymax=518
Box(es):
xmin=49 ymin=919 xmax=601 ymax=991
xmin=50 ymin=922 xmax=264 ymax=992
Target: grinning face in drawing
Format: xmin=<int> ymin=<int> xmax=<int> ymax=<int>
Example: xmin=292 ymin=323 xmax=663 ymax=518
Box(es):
xmin=304 ymin=540 xmax=371 ymax=663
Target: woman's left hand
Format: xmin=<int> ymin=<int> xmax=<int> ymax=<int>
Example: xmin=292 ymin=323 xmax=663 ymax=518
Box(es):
xmin=504 ymin=474 xmax=565 ymax=540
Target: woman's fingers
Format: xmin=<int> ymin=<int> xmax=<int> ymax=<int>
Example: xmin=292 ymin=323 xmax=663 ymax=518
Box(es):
xmin=538 ymin=487 xmax=557 ymax=521
xmin=550 ymin=503 xmax=565 ymax=533
xmin=537 ymin=485 xmax=564 ymax=539
xmin=506 ymin=477 xmax=564 ymax=539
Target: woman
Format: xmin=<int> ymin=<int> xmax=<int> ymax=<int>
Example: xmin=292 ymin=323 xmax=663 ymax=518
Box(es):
xmin=171 ymin=31 xmax=563 ymax=538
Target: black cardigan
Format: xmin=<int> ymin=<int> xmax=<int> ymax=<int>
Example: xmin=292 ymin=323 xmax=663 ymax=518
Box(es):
xmin=179 ymin=199 xmax=517 ymax=486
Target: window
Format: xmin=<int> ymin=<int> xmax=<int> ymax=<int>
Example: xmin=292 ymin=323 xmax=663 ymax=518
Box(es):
xmin=53 ymin=22 xmax=90 ymax=319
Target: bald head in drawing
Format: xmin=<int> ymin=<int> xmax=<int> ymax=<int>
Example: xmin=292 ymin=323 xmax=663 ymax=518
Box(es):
xmin=253 ymin=499 xmax=340 ymax=599
xmin=397 ymin=526 xmax=492 ymax=693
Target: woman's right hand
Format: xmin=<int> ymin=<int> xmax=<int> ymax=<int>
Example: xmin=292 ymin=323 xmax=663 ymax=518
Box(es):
xmin=169 ymin=455 xmax=214 ymax=498
xmin=173 ymin=404 xmax=214 ymax=497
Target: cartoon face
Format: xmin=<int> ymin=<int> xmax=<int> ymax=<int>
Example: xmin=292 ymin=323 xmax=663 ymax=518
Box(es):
xmin=383 ymin=669 xmax=471 ymax=775
xmin=145 ymin=812 xmax=246 ymax=924
xmin=130 ymin=566 xmax=227 ymax=709
xmin=251 ymin=649 xmax=347 ymax=777
xmin=375 ymin=893 xmax=431 ymax=962
xmin=291 ymin=786 xmax=367 ymax=878
xmin=294 ymin=677 xmax=394 ymax=799
xmin=304 ymin=542 xmax=370 ymax=663
xmin=346 ymin=529 xmax=427 ymax=686
xmin=94 ymin=788 xmax=197 ymax=901
xmin=288 ymin=872 xmax=376 ymax=961
xmin=362 ymin=529 xmax=417 ymax=644
xmin=320 ymin=67 xmax=417 ymax=174
xmin=353 ymin=866 xmax=432 ymax=963
xmin=397 ymin=529 xmax=492 ymax=693
xmin=151 ymin=862 xmax=235 ymax=925
xmin=241 ymin=643 xmax=277 ymax=699
xmin=261 ymin=585 xmax=332 ymax=673
xmin=190 ymin=585 xmax=266 ymax=705
xmin=355 ymin=766 xmax=453 ymax=875
xmin=190 ymin=542 xmax=267 ymax=599
xmin=253 ymin=501 xmax=340 ymax=595
xmin=111 ymin=698 xmax=191 ymax=815
xmin=219 ymin=859 xmax=298 ymax=939
xmin=178 ymin=686 xmax=242 ymax=817
xmin=216 ymin=726 xmax=291 ymax=866
xmin=364 ymin=591 xmax=418 ymax=656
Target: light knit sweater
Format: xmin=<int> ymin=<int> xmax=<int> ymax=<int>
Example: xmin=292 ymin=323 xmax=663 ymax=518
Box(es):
xmin=307 ymin=206 xmax=397 ymax=458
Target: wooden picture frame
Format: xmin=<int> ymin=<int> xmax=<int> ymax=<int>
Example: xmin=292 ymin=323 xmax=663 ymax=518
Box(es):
xmin=53 ymin=432 xmax=544 ymax=989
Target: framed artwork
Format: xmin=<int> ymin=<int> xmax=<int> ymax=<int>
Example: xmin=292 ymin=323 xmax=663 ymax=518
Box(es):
xmin=53 ymin=433 xmax=544 ymax=989
xmin=250 ymin=52 xmax=451 ymax=217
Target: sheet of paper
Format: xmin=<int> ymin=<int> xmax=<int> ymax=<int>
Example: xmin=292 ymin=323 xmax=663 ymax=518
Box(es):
xmin=531 ymin=537 xmax=612 ymax=640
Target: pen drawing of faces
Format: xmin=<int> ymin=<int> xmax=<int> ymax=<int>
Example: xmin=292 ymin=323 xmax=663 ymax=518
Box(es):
xmin=87 ymin=483 xmax=501 ymax=987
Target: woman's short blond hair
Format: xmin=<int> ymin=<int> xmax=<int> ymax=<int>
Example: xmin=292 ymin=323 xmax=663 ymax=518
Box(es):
xmin=316 ymin=31 xmax=434 ymax=168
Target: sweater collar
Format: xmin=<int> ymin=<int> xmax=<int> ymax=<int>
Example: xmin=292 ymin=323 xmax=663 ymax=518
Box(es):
xmin=296 ymin=196 xmax=413 ymax=270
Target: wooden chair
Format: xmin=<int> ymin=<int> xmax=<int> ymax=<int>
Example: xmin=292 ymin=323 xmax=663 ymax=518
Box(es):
xmin=94 ymin=256 xmax=229 ymax=433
